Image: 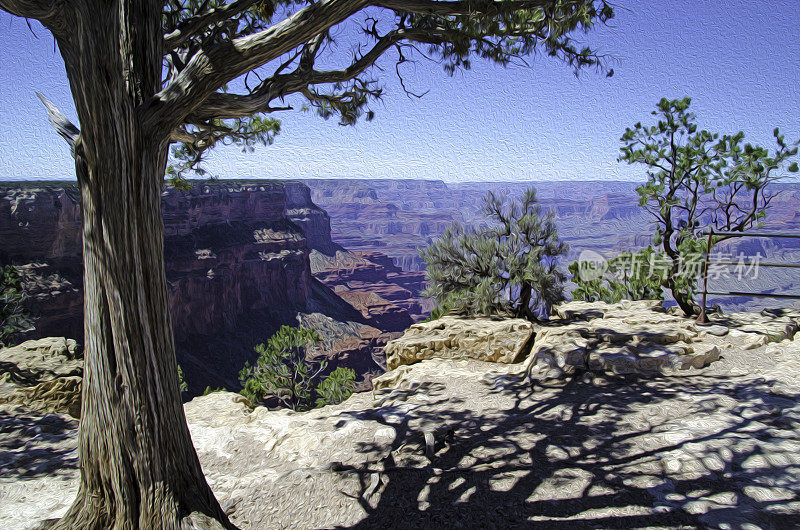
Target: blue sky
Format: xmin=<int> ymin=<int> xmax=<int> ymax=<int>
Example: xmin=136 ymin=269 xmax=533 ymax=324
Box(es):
xmin=0 ymin=1 xmax=798 ymax=183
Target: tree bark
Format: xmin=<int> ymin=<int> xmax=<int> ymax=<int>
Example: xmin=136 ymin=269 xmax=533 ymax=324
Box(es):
xmin=38 ymin=2 xmax=233 ymax=528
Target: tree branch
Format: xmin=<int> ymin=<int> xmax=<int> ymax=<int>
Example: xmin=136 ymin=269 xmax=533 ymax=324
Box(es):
xmin=36 ymin=92 xmax=80 ymax=157
xmin=153 ymin=0 xmax=371 ymax=132
xmin=187 ymin=27 xmax=424 ymax=121
xmin=163 ymin=0 xmax=260 ymax=52
xmin=0 ymin=0 xmax=57 ymax=20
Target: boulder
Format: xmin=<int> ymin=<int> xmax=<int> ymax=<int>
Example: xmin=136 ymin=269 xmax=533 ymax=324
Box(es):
xmin=0 ymin=338 xmax=83 ymax=417
xmin=382 ymin=316 xmax=535 ymax=370
xmin=526 ymin=302 xmax=716 ymax=378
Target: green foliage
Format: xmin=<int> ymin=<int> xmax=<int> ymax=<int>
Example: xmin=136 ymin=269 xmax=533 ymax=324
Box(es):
xmin=421 ymin=187 xmax=568 ymax=321
xmin=161 ymin=1 xmax=613 ymax=181
xmin=177 ymin=364 xmax=188 ymax=393
xmin=569 ymin=246 xmax=666 ymax=303
xmin=0 ymin=265 xmax=31 ymax=347
xmin=315 ymin=367 xmax=357 ymax=408
xmin=422 ymin=303 xmax=451 ymax=323
xmin=202 ymin=386 xmax=227 ymax=396
xmin=238 ymin=325 xmax=325 ymax=411
xmin=620 ymin=97 xmax=799 ymax=314
xmin=166 ymin=115 xmax=281 ymax=187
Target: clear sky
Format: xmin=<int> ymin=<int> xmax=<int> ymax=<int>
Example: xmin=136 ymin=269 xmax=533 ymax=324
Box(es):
xmin=0 ymin=1 xmax=798 ymax=183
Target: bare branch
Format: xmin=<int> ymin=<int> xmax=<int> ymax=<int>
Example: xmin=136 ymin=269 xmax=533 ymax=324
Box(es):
xmin=36 ymin=92 xmax=80 ymax=156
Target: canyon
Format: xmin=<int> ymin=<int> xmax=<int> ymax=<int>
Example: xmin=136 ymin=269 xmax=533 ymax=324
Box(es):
xmin=0 ymin=181 xmax=425 ymax=393
xmin=2 ymin=178 xmax=800 ymax=393
xmin=303 ymin=178 xmax=800 ymax=311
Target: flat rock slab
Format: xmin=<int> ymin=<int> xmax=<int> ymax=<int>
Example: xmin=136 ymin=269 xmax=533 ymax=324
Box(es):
xmin=0 ymin=338 xmax=83 ymax=417
xmin=525 ymin=301 xmax=800 ymax=379
xmin=383 ymin=316 xmax=534 ymax=370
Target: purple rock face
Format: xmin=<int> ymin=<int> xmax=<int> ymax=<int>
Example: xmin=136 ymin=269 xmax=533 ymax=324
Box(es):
xmin=0 ymin=180 xmax=419 ymax=392
xmin=1 ymin=182 xmax=315 ymax=341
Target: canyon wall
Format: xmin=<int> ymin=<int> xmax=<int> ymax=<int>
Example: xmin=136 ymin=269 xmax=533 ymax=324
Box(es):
xmin=0 ymin=181 xmax=417 ymax=392
xmin=301 ymin=178 xmax=800 ymax=312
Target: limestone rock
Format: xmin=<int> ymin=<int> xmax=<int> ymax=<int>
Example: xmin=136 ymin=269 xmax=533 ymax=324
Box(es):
xmin=0 ymin=338 xmax=83 ymax=417
xmin=383 ymin=316 xmax=535 ymax=370
xmin=527 ymin=302 xmax=721 ymax=378
xmin=0 ymin=338 xmax=82 ymax=382
xmin=553 ymin=299 xmax=665 ymax=321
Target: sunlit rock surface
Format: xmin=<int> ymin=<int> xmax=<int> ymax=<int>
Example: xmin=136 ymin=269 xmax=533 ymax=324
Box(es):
xmin=525 ymin=300 xmax=800 ymax=380
xmin=5 ymin=315 xmax=800 ymax=528
xmin=381 ymin=316 xmax=535 ymax=372
xmin=0 ymin=338 xmax=82 ymax=417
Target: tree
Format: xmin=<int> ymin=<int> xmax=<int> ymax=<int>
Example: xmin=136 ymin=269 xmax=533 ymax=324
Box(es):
xmin=239 ymin=325 xmax=325 ymax=411
xmin=0 ymin=1 xmax=613 ymax=526
xmin=568 ymin=245 xmax=665 ymax=303
xmin=0 ymin=265 xmax=32 ymax=347
xmin=315 ymin=366 xmax=357 ymax=407
xmin=422 ymin=187 xmax=568 ymax=320
xmin=620 ymin=97 xmax=799 ymax=315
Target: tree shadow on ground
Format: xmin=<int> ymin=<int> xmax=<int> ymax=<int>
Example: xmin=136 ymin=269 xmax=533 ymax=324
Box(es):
xmin=334 ymin=370 xmax=800 ymax=529
xmin=0 ymin=408 xmax=77 ymax=479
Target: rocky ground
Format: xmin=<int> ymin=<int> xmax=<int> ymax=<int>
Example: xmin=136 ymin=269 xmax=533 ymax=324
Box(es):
xmin=2 ymin=302 xmax=800 ymax=529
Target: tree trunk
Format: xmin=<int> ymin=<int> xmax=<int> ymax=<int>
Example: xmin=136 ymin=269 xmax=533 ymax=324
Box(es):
xmin=661 ymin=227 xmax=697 ymax=317
xmin=517 ymin=282 xmax=535 ymax=321
xmin=40 ymin=3 xmax=234 ymax=529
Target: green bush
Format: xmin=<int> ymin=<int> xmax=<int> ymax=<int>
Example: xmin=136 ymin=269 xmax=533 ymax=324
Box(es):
xmin=239 ymin=325 xmax=325 ymax=411
xmin=315 ymin=367 xmax=357 ymax=407
xmin=177 ymin=364 xmax=188 ymax=393
xmin=0 ymin=265 xmax=31 ymax=347
xmin=421 ymin=187 xmax=568 ymax=321
xmin=422 ymin=303 xmax=450 ymax=323
xmin=569 ymin=246 xmax=666 ymax=303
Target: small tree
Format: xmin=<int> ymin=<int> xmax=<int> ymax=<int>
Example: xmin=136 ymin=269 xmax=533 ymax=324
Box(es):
xmin=239 ymin=325 xmax=325 ymax=411
xmin=0 ymin=265 xmax=32 ymax=347
xmin=315 ymin=366 xmax=357 ymax=407
xmin=621 ymin=97 xmax=799 ymax=315
xmin=569 ymin=245 xmax=666 ymax=303
xmin=422 ymin=187 xmax=568 ymax=321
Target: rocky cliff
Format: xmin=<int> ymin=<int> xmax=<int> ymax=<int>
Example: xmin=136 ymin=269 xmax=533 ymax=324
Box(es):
xmin=302 ymin=179 xmax=800 ymax=312
xmin=0 ymin=181 xmax=407 ymax=392
xmin=5 ymin=302 xmax=800 ymax=529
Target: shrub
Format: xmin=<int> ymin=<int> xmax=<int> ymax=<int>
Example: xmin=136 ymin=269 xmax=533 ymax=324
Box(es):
xmin=177 ymin=364 xmax=188 ymax=393
xmin=0 ymin=265 xmax=32 ymax=347
xmin=422 ymin=303 xmax=450 ymax=323
xmin=569 ymin=245 xmax=666 ymax=303
xmin=239 ymin=325 xmax=325 ymax=411
xmin=315 ymin=367 xmax=357 ymax=407
xmin=421 ymin=187 xmax=568 ymax=321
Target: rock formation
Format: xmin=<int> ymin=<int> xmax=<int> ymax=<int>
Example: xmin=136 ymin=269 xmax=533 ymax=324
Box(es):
xmin=0 ymin=337 xmax=82 ymax=418
xmin=381 ymin=316 xmax=535 ymax=371
xmin=5 ymin=303 xmax=800 ymax=528
xmin=0 ymin=181 xmax=401 ymax=392
xmin=524 ymin=300 xmax=799 ymax=380
xmin=310 ymin=249 xmax=431 ymax=329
